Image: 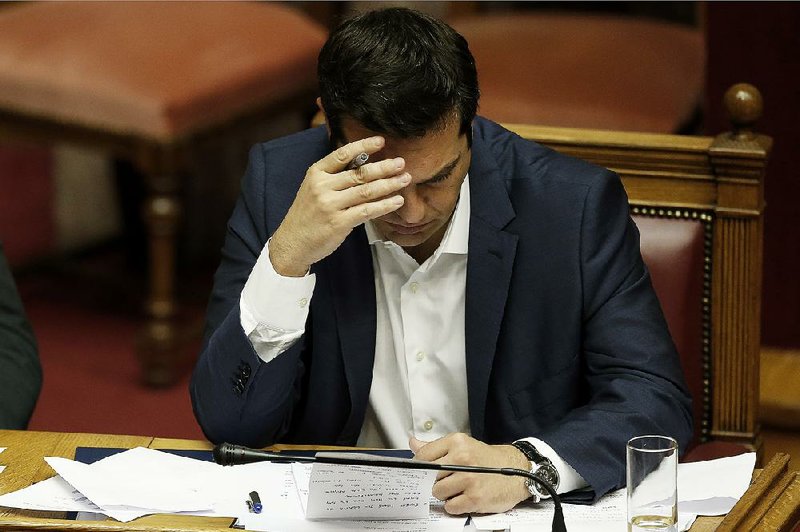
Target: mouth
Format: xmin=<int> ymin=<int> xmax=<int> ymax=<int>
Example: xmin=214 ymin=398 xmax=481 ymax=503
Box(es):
xmin=384 ymin=221 xmax=431 ymax=235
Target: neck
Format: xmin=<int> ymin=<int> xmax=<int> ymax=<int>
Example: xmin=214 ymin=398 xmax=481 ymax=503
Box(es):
xmin=405 ymin=223 xmax=448 ymax=264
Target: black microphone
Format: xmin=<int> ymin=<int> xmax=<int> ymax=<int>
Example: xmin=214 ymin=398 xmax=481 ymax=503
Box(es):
xmin=214 ymin=442 xmax=566 ymax=532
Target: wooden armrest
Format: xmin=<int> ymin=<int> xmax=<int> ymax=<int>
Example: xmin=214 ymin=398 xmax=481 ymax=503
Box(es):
xmin=717 ymin=453 xmax=800 ymax=531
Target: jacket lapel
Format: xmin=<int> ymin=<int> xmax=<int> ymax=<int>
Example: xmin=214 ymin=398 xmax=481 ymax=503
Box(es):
xmin=323 ymin=226 xmax=377 ymax=444
xmin=465 ymin=135 xmax=518 ymax=441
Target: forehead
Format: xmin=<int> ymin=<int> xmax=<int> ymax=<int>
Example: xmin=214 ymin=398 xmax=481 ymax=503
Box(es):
xmin=340 ymin=117 xmax=465 ymax=160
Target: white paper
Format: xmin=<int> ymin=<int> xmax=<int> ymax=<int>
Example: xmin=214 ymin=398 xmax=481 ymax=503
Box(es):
xmin=512 ymin=519 xmax=623 ymax=532
xmin=237 ymin=497 xmax=465 ymax=532
xmin=677 ymin=452 xmax=755 ymax=515
xmin=305 ymin=460 xmax=437 ymax=520
xmin=291 ymin=462 xmax=312 ymax=514
xmin=0 ymin=475 xmax=125 ymax=516
xmin=44 ymin=447 xmax=220 ymax=521
xmin=678 ymin=512 xmax=698 ymax=531
xmin=476 ymin=453 xmax=756 ymax=532
xmin=208 ymin=461 xmax=305 ymax=520
xmin=473 ymin=488 xmax=626 ymax=531
xmin=0 ymin=447 xmax=5 ymax=474
xmin=268 ymin=462 xmax=464 ymax=532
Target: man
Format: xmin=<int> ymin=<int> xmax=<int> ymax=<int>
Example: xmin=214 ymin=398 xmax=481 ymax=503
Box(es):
xmin=0 ymin=242 xmax=42 ymax=429
xmin=191 ymin=8 xmax=692 ymax=514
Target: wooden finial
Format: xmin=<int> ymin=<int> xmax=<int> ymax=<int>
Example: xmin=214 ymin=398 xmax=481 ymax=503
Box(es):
xmin=724 ymin=83 xmax=763 ymax=139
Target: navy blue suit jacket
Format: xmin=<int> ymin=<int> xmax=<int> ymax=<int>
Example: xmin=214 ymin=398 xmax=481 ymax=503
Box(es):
xmin=190 ymin=117 xmax=692 ymax=499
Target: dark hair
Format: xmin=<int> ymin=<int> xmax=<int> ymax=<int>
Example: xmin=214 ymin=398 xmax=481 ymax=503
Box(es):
xmin=318 ymin=8 xmax=479 ymax=146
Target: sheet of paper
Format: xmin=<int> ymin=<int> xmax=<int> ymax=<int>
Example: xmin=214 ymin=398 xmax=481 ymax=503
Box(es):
xmin=0 ymin=474 xmax=144 ymax=519
xmin=304 ymin=459 xmax=437 ymax=520
xmin=44 ymin=447 xmax=220 ymax=520
xmin=512 ymin=519 xmax=624 ymax=532
xmin=473 ymin=488 xmax=626 ymax=531
xmin=0 ymin=447 xmax=5 ymax=474
xmin=678 ymin=512 xmax=698 ymax=531
xmin=291 ymin=462 xmax=312 ymax=514
xmin=207 ymin=461 xmax=305 ymax=520
xmin=267 ymin=462 xmax=464 ymax=532
xmin=237 ymin=497 xmax=466 ymax=532
xmin=476 ymin=453 xmax=756 ymax=531
xmin=677 ymin=452 xmax=755 ymax=516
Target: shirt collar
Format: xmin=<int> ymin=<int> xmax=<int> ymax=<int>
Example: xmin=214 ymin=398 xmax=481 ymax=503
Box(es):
xmin=364 ymin=174 xmax=470 ymax=257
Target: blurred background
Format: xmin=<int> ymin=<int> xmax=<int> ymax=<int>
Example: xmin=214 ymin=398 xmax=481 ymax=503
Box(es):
xmin=0 ymin=1 xmax=797 ymax=466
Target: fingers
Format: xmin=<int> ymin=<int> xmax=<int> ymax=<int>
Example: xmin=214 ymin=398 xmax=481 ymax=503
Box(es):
xmin=409 ymin=437 xmax=429 ymax=453
xmin=332 ymin=156 xmax=407 ymax=191
xmin=341 ymin=195 xmax=404 ymax=227
xmin=334 ymin=172 xmax=410 ymax=209
xmin=315 ymin=136 xmax=386 ymax=174
xmin=443 ymin=492 xmax=476 ymax=516
xmin=410 ymin=437 xmax=452 ymax=480
xmin=431 ymin=472 xmax=466 ymax=502
xmin=432 ymin=474 xmax=483 ymax=515
xmin=412 ymin=433 xmax=465 ymax=463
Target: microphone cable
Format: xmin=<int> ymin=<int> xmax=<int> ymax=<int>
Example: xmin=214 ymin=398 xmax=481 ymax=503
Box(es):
xmin=214 ymin=442 xmax=566 ymax=532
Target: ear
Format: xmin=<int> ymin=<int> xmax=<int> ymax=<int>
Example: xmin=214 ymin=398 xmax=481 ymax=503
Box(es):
xmin=315 ymin=97 xmax=331 ymax=136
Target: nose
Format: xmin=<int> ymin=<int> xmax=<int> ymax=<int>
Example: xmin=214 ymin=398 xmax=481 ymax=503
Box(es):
xmin=395 ymin=185 xmax=426 ymax=224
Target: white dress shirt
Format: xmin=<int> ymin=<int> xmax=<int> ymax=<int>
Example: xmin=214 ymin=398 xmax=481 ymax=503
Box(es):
xmin=239 ymin=174 xmax=586 ymax=495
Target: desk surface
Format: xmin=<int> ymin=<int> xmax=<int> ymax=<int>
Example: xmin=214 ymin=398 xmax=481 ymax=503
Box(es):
xmin=0 ymin=429 xmax=724 ymax=531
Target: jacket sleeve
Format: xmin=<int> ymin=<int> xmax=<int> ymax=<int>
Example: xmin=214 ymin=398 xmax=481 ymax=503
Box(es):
xmin=190 ymin=145 xmax=308 ymax=447
xmin=0 ymin=243 xmax=42 ymax=429
xmin=536 ymin=170 xmax=693 ymax=502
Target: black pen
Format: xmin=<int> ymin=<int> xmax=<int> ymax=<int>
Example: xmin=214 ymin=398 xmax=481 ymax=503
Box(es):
xmin=347 ymin=152 xmax=369 ymax=170
xmin=247 ymin=490 xmax=262 ymax=514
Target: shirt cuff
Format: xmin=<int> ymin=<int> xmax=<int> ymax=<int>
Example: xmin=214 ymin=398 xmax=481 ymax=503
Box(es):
xmin=239 ymin=238 xmax=316 ymax=336
xmin=518 ymin=437 xmax=588 ymax=495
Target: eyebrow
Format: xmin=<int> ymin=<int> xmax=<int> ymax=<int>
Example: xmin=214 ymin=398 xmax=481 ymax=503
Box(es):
xmin=419 ymin=153 xmax=462 ymax=185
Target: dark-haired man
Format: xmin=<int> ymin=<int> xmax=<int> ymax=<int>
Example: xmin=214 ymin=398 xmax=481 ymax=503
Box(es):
xmin=191 ymin=8 xmax=692 ymax=514
xmin=0 ymin=243 xmax=42 ymax=429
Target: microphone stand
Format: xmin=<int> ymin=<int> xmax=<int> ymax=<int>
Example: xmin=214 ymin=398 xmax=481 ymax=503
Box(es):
xmin=214 ymin=443 xmax=567 ymax=532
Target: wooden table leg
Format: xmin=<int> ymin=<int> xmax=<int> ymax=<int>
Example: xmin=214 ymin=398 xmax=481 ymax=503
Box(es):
xmin=137 ymin=152 xmax=182 ymax=387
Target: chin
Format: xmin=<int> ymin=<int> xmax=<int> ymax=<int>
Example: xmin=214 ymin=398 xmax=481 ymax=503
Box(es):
xmin=386 ymin=232 xmax=429 ymax=248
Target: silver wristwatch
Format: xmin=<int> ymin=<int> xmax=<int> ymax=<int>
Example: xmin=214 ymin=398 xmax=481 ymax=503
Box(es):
xmin=511 ymin=440 xmax=560 ymax=503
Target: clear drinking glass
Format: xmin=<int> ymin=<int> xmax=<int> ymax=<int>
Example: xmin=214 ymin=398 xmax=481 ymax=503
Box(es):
xmin=627 ymin=435 xmax=678 ymax=532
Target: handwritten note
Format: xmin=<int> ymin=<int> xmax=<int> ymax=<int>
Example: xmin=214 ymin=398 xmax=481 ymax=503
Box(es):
xmin=234 ymin=463 xmax=465 ymax=531
xmin=305 ymin=462 xmax=436 ymax=519
xmin=285 ymin=455 xmax=440 ymax=521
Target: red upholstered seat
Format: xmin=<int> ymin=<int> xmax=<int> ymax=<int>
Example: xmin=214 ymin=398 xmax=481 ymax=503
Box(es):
xmin=451 ymin=14 xmax=704 ymax=133
xmin=634 ymin=214 xmax=706 ymax=448
xmin=0 ymin=2 xmax=326 ymax=140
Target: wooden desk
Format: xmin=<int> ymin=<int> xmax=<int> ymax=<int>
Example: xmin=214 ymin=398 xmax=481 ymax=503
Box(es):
xmin=0 ymin=430 xmax=793 ymax=531
xmin=0 ymin=430 xmax=230 ymax=531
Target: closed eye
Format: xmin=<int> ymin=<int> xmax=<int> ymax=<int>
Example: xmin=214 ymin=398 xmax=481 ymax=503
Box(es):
xmin=419 ymin=154 xmax=461 ymax=186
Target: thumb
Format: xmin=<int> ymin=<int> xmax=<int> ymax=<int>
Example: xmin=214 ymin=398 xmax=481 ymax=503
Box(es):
xmin=409 ymin=436 xmax=429 ymax=454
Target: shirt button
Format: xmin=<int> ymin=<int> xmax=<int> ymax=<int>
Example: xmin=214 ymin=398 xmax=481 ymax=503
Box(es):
xmin=410 ymin=282 xmax=419 ymax=294
xmin=416 ymin=351 xmax=425 ymax=362
xmin=423 ymin=420 xmax=434 ymax=431
xmin=299 ymin=297 xmax=308 ymax=308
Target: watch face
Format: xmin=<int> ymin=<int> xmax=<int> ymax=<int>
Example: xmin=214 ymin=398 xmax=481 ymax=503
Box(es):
xmin=533 ymin=464 xmax=559 ymax=495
